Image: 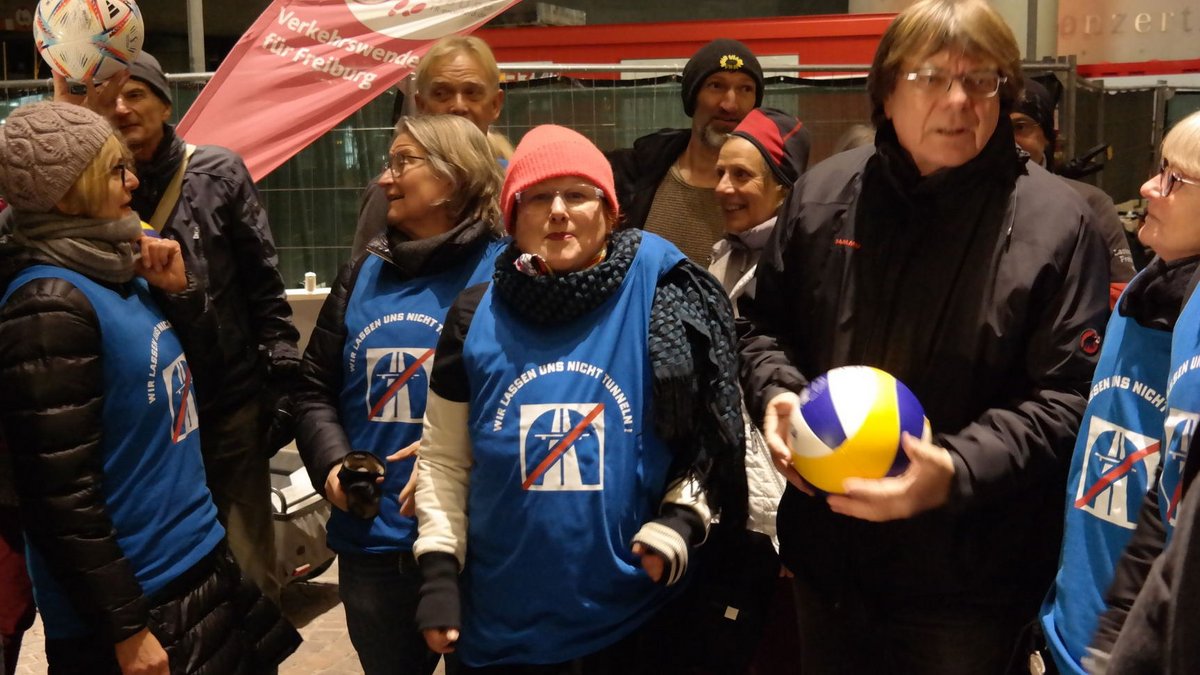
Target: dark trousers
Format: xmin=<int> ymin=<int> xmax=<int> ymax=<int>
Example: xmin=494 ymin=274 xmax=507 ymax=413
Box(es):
xmin=791 ymin=576 xmax=1031 ymax=675
xmin=338 ymin=550 xmax=440 ymax=675
xmin=200 ymin=400 xmax=280 ymax=603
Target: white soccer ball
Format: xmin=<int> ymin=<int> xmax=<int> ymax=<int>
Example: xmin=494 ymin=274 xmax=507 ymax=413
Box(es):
xmin=34 ymin=0 xmax=144 ymax=82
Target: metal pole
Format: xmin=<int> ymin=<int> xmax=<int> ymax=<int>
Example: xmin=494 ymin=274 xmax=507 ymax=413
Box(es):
xmin=1095 ymin=78 xmax=1105 ymax=191
xmin=1065 ymin=55 xmax=1078 ymax=161
xmin=187 ymin=0 xmax=206 ymax=73
xmin=1151 ymin=81 xmax=1170 ymax=174
xmin=1027 ymin=0 xmax=1039 ymax=59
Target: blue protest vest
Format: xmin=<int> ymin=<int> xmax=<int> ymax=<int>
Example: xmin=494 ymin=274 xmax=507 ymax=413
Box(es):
xmin=1039 ymin=288 xmax=1171 ymax=674
xmin=2 ymin=265 xmax=222 ymax=639
xmin=1159 ymin=282 xmax=1200 ymax=536
xmin=456 ymin=233 xmax=684 ymax=666
xmin=332 ymin=241 xmax=501 ymax=553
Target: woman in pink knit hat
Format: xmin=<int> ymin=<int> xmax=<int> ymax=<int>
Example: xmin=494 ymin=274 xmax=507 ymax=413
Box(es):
xmin=411 ymin=124 xmax=747 ymax=673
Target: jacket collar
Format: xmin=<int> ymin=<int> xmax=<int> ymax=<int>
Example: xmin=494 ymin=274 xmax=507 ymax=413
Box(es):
xmin=131 ymin=124 xmax=185 ymax=218
xmin=366 ymin=217 xmax=495 ymax=280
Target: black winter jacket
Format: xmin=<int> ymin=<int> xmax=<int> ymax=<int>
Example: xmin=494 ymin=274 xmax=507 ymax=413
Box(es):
xmin=133 ymin=126 xmax=300 ymax=417
xmin=0 ymin=247 xmax=208 ymax=642
xmin=607 ymin=129 xmax=690 ymax=231
xmin=738 ymin=120 xmax=1110 ymax=611
xmin=0 ymin=248 xmax=300 ymax=670
xmin=1104 ymin=430 xmax=1200 ymax=675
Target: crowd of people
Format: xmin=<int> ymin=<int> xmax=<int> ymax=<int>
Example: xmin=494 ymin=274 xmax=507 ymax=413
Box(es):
xmin=1 ymin=0 xmax=1200 ymax=673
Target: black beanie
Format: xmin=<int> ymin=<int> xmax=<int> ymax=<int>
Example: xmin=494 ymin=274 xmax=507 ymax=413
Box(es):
xmin=129 ymin=51 xmax=172 ymax=106
xmin=1014 ymin=79 xmax=1056 ymax=162
xmin=681 ymin=39 xmax=764 ymax=117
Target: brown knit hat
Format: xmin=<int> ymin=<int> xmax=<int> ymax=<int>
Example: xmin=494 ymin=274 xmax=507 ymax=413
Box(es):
xmin=0 ymin=101 xmax=113 ymax=213
xmin=501 ymin=124 xmax=618 ymax=233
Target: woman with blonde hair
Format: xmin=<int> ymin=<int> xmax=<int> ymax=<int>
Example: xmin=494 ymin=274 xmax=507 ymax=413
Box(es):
xmin=738 ymin=0 xmax=1109 ymax=672
xmin=1074 ymin=109 xmax=1200 ymax=674
xmin=0 ymin=101 xmax=299 ymax=674
xmin=294 ymin=113 xmax=504 ymax=675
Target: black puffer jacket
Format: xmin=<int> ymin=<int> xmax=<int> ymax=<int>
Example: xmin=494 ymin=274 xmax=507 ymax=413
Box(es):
xmin=606 ymin=129 xmax=690 ymax=231
xmin=738 ymin=119 xmax=1109 ymax=611
xmin=0 ymin=246 xmax=208 ymax=642
xmin=0 ymin=248 xmax=299 ymax=670
xmin=133 ymin=126 xmax=300 ymax=416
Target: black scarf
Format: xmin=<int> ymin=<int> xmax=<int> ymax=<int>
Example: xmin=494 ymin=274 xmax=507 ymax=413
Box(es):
xmin=369 ymin=217 xmax=496 ymax=280
xmin=131 ymin=124 xmax=185 ymax=219
xmin=493 ymin=229 xmax=748 ymax=523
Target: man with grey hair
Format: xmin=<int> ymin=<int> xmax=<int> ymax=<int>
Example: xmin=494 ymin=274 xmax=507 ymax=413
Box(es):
xmin=351 ymin=35 xmax=508 ymax=258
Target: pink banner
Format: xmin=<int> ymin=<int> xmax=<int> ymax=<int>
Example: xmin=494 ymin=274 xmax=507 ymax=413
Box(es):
xmin=176 ymin=0 xmax=520 ymax=180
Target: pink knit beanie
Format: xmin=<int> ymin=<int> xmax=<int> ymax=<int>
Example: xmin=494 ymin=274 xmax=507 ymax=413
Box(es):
xmin=501 ymin=125 xmax=618 ymax=233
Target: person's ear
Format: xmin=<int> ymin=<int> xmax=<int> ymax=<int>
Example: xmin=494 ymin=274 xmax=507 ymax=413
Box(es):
xmin=490 ymin=89 xmax=505 ymax=123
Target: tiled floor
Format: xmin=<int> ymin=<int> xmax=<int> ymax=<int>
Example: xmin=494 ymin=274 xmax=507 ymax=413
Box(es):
xmin=13 ymin=558 xmax=446 ymax=675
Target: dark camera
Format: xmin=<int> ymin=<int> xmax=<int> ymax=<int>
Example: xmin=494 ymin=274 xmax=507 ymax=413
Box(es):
xmin=338 ymin=451 xmax=385 ymax=520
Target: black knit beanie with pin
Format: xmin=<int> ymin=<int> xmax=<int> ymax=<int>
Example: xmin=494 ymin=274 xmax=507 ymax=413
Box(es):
xmin=680 ymin=39 xmax=764 ymax=117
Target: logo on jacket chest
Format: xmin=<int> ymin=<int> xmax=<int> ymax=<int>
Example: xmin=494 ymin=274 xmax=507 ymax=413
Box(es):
xmin=1159 ymin=408 xmax=1196 ymax=527
xmin=144 ymin=320 xmax=199 ymax=443
xmin=1074 ymin=415 xmax=1160 ymax=528
xmin=366 ymin=347 xmax=435 ymax=423
xmin=519 ymin=403 xmax=606 ymax=491
xmin=489 ymin=360 xmax=637 ymax=493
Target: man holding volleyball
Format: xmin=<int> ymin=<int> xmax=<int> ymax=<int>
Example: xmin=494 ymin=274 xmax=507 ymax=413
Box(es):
xmin=737 ymin=1 xmax=1109 ymax=673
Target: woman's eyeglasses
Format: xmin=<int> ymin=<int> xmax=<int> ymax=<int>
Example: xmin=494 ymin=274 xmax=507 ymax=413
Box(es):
xmin=1159 ymin=159 xmax=1200 ymax=197
xmin=383 ymin=152 xmax=428 ymax=179
xmin=514 ymin=186 xmax=605 ymax=215
xmin=112 ymin=162 xmax=130 ymax=185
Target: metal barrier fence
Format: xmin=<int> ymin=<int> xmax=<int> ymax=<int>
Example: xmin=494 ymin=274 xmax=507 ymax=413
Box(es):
xmin=0 ymin=62 xmax=1184 ymax=286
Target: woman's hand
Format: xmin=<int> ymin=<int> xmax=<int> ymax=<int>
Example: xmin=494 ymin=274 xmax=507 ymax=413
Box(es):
xmin=136 ymin=236 xmax=187 ymax=293
xmin=825 ymin=430 xmax=955 ymax=522
xmin=387 ymin=440 xmax=420 ymax=517
xmin=761 ymin=391 xmax=816 ymax=495
xmin=631 ymin=542 xmax=665 ymax=583
xmin=324 ymin=465 xmax=350 ymax=512
xmin=114 ymin=627 xmax=168 ymax=675
xmin=423 ymin=627 xmax=459 ymax=654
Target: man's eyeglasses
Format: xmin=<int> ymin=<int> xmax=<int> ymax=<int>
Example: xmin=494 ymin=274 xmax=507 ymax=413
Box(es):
xmin=902 ymin=69 xmax=1007 ymax=99
xmin=1159 ymin=159 xmax=1200 ymax=197
xmin=514 ymin=186 xmax=605 ymax=215
xmin=383 ymin=152 xmax=428 ymax=179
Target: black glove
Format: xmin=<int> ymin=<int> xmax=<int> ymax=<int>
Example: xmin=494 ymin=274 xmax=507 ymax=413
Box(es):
xmin=260 ymin=346 xmax=301 ymax=456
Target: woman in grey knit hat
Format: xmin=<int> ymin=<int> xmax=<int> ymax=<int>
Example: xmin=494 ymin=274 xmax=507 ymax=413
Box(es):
xmin=0 ymin=101 xmax=299 ymax=674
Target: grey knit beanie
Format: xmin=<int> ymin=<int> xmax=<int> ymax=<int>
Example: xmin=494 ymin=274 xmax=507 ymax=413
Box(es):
xmin=0 ymin=101 xmax=113 ymax=214
xmin=129 ymin=51 xmax=172 ymax=105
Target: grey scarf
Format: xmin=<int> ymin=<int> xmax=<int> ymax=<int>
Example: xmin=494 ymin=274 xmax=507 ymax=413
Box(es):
xmin=8 ymin=212 xmax=142 ymax=283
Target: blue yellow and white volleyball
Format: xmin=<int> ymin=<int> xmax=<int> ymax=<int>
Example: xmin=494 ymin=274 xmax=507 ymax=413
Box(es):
xmin=788 ymin=366 xmax=928 ymax=494
xmin=34 ymin=0 xmax=144 ymax=82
